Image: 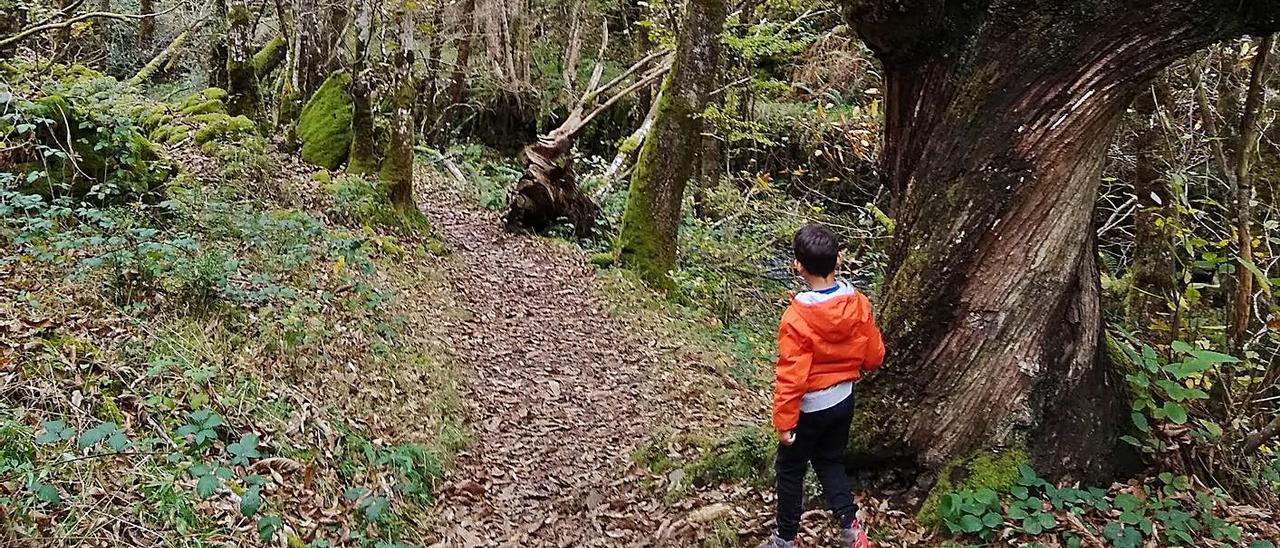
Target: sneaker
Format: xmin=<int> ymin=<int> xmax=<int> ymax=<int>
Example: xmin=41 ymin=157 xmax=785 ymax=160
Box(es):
xmin=759 ymin=532 xmax=800 ymax=548
xmin=840 ymin=519 xmax=869 ymax=548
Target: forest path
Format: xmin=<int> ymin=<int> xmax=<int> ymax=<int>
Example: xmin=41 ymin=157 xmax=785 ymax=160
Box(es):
xmin=422 ymin=197 xmax=694 ymax=547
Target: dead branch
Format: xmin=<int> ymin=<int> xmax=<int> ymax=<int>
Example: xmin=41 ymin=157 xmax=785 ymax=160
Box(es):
xmin=0 ymin=4 xmax=182 ymax=49
xmin=1244 ymin=413 xmax=1280 ymax=453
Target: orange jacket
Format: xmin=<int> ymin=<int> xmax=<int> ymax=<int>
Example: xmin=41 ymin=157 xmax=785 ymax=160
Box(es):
xmin=773 ymin=285 xmax=885 ymax=431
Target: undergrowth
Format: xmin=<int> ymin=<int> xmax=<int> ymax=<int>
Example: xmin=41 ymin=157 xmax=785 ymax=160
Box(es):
xmin=2 ymin=64 xmax=464 ymax=545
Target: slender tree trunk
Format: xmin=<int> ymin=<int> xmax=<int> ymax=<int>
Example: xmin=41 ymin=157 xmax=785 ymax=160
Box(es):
xmin=628 ymin=0 xmax=653 ymax=114
xmin=348 ymin=0 xmax=379 ymax=176
xmin=448 ymin=0 xmax=475 ymax=105
xmin=422 ymin=0 xmax=444 ymax=138
xmin=1126 ymin=78 xmax=1179 ymax=347
xmin=847 ymin=0 xmax=1280 ymax=484
xmin=381 ymin=7 xmax=417 ymax=212
xmin=616 ymin=0 xmax=727 ymax=286
xmin=139 ymin=0 xmax=155 ymax=50
xmin=209 ymin=0 xmax=229 ymax=88
xmin=562 ymin=0 xmax=584 ymax=101
xmin=1229 ymin=35 xmax=1273 ymax=352
xmin=225 ymin=0 xmax=262 ymax=119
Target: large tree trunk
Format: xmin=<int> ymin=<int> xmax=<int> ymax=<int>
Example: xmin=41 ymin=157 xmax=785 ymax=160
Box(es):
xmin=225 ymin=0 xmax=261 ymax=119
xmin=381 ymin=7 xmax=416 ymax=212
xmin=1126 ymin=78 xmax=1179 ymax=347
xmin=616 ymin=0 xmax=727 ymax=287
xmin=848 ymin=0 xmax=1280 ymax=484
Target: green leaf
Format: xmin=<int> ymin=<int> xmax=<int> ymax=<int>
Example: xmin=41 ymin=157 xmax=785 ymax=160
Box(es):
xmin=981 ymin=512 xmax=1003 ymax=528
xmin=1038 ymin=512 xmax=1057 ymax=529
xmin=257 ymin=515 xmax=282 ymax=542
xmin=1022 ymin=516 xmax=1043 ymax=535
xmin=227 ymin=433 xmax=261 ymax=465
xmin=1170 ymin=340 xmax=1195 ymax=354
xmin=974 ymin=488 xmax=999 ymax=509
xmin=78 ymin=422 xmax=118 ymax=449
xmin=1010 ymin=485 xmax=1029 ymax=500
xmin=1131 ymin=412 xmax=1150 ymax=433
xmin=35 ymin=420 xmax=75 ymax=444
xmin=959 ymin=514 xmax=984 ymax=533
xmin=362 ymin=496 xmax=388 ymax=522
xmin=107 ymin=431 xmax=129 ymax=451
xmin=1162 ymin=402 xmax=1189 ymax=424
xmin=32 ymin=482 xmax=61 ymax=505
xmin=939 ymin=493 xmax=958 ymax=517
xmin=196 ymin=474 xmax=218 ymax=499
xmin=240 ymin=486 xmax=262 ymax=517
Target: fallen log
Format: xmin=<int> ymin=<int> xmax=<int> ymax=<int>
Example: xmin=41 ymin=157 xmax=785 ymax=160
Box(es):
xmin=503 ymin=23 xmax=670 ymax=235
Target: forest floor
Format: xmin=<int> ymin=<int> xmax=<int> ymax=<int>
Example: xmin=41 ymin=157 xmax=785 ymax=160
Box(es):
xmin=417 ymin=180 xmax=930 ymax=547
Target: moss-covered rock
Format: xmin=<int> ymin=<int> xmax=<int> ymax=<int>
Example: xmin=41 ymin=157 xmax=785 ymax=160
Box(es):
xmin=298 ymin=71 xmax=354 ymax=170
xmin=180 ymin=88 xmax=229 ymax=115
xmin=191 ymin=113 xmax=256 ymax=145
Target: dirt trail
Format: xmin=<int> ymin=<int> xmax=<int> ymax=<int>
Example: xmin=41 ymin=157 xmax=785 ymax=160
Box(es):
xmin=424 ymin=199 xmax=693 ymax=547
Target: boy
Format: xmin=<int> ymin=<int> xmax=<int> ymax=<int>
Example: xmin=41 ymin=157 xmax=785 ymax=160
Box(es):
xmin=761 ymin=224 xmax=884 ymax=548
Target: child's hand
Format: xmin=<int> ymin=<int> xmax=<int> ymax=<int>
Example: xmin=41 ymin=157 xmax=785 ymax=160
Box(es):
xmin=778 ymin=430 xmax=796 ymax=446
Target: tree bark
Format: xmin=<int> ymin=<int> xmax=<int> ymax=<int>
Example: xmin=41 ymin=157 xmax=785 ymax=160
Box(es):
xmin=1126 ymin=78 xmax=1179 ymax=347
xmin=448 ymin=0 xmax=475 ymax=105
xmin=1229 ymin=35 xmax=1273 ymax=353
xmin=348 ymin=0 xmax=380 ymax=176
xmin=847 ymin=0 xmax=1280 ymax=484
xmin=209 ymin=0 xmax=229 ymax=89
xmin=381 ymin=7 xmax=416 ymax=212
xmin=562 ymin=0 xmax=585 ymax=101
xmin=225 ymin=0 xmax=261 ymax=119
xmin=139 ymin=0 xmax=154 ymax=50
xmin=616 ymin=0 xmax=727 ymax=287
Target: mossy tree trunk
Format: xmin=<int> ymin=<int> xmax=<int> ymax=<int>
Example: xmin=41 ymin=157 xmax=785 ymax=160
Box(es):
xmin=348 ymin=0 xmax=380 ymax=176
xmin=615 ymin=0 xmax=727 ymax=287
xmin=225 ymin=0 xmax=262 ymax=119
xmin=1125 ymin=78 xmax=1179 ymax=348
xmin=847 ymin=0 xmax=1280 ymax=485
xmin=380 ymin=6 xmax=416 ymax=212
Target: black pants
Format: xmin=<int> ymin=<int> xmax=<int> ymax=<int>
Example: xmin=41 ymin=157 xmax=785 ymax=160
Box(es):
xmin=774 ymin=390 xmax=857 ymax=540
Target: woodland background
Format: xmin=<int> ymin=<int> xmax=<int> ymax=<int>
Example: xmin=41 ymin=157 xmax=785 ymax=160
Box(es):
xmin=3 ymin=0 xmax=1280 ymax=546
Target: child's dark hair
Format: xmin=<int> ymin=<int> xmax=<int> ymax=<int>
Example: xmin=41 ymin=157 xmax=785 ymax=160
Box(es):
xmin=793 ymin=224 xmax=838 ymax=276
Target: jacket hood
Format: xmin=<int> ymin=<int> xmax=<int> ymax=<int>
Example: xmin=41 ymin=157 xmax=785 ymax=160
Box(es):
xmin=791 ymin=281 xmax=868 ymax=343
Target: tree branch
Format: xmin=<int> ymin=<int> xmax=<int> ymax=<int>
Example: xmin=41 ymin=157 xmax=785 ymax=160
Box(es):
xmin=0 ymin=5 xmax=182 ymax=49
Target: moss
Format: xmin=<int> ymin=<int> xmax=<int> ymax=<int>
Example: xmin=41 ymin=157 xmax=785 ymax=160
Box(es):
xmin=190 ymin=113 xmax=256 ymax=145
xmin=589 ymin=252 xmax=616 ymax=267
xmin=298 ymin=71 xmax=354 ymax=170
xmin=917 ymin=448 xmax=1029 ymax=527
xmin=311 ymin=170 xmax=332 ymax=184
xmin=180 ymin=88 xmax=229 ymax=115
xmin=99 ymin=393 xmax=126 ymax=424
xmin=252 ymin=33 xmax=285 ymax=74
